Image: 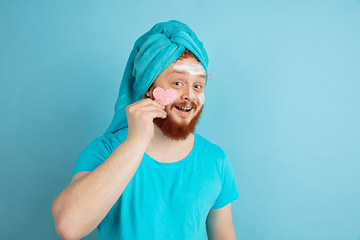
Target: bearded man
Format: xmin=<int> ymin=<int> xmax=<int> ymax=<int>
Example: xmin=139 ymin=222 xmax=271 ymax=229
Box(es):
xmin=52 ymin=20 xmax=239 ymax=240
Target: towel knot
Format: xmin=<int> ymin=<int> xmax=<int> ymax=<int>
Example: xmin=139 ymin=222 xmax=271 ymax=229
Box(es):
xmin=132 ymin=30 xmax=207 ymax=89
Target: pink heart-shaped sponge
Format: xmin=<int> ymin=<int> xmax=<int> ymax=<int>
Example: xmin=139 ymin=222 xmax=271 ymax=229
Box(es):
xmin=153 ymin=87 xmax=178 ymax=106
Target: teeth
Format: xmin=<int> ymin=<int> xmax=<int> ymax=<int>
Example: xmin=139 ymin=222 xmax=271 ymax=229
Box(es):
xmin=177 ymin=106 xmax=192 ymax=111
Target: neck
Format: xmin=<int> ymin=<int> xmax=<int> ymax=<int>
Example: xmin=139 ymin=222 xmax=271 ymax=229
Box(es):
xmin=145 ymin=125 xmax=194 ymax=163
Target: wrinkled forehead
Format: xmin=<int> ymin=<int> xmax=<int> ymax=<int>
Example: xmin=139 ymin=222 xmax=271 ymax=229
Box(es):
xmin=169 ymin=58 xmax=207 ymax=81
xmin=173 ymin=62 xmax=205 ymax=75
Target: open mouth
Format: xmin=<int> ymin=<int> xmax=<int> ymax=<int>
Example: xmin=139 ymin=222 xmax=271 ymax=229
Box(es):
xmin=175 ymin=106 xmax=193 ymax=112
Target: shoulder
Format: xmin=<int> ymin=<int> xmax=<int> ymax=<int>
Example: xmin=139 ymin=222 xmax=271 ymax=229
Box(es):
xmin=89 ymin=128 xmax=128 ymax=152
xmin=82 ymin=128 xmax=128 ymax=156
xmin=194 ymin=133 xmax=226 ymax=160
xmin=73 ymin=132 xmax=123 ymax=175
xmin=194 ymin=133 xmax=235 ymax=184
xmin=113 ymin=128 xmax=129 ymax=144
xmin=81 ymin=133 xmax=120 ymax=158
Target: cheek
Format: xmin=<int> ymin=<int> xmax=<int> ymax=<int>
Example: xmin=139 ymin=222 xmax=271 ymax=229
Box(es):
xmin=198 ymin=92 xmax=205 ymax=105
xmin=173 ymin=89 xmax=182 ymax=100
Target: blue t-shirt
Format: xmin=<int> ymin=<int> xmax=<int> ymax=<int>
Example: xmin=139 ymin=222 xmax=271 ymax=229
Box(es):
xmin=73 ymin=129 xmax=239 ymax=240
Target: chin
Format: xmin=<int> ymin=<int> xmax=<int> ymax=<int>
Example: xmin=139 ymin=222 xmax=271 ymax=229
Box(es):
xmin=153 ymin=105 xmax=203 ymax=140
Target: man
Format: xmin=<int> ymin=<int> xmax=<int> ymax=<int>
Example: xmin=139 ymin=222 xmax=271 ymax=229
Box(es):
xmin=52 ymin=20 xmax=239 ymax=240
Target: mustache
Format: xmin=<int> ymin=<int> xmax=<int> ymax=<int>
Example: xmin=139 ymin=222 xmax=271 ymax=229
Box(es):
xmin=171 ymin=101 xmax=197 ymax=109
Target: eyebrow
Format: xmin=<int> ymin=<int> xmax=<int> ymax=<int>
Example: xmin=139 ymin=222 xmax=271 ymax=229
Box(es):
xmin=171 ymin=69 xmax=207 ymax=79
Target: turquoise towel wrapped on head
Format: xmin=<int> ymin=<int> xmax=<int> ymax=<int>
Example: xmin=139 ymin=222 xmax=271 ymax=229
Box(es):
xmin=104 ymin=20 xmax=209 ymax=135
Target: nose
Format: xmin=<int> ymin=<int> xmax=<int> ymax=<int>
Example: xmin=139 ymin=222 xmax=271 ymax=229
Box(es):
xmin=181 ymin=87 xmax=196 ymax=102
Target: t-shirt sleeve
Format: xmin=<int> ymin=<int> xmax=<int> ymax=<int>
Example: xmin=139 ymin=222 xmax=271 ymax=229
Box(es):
xmin=72 ymin=136 xmax=117 ymax=176
xmin=212 ymin=154 xmax=240 ymax=209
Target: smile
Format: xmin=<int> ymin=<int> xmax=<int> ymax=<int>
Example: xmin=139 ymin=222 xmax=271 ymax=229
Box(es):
xmin=175 ymin=106 xmax=193 ymax=112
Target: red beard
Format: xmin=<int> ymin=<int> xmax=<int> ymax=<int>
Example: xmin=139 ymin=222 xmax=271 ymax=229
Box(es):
xmin=153 ymin=103 xmax=203 ymax=140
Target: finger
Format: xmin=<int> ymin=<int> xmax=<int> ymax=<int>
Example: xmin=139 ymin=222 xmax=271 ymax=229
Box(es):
xmin=134 ymin=104 xmax=166 ymax=114
xmin=128 ymin=105 xmax=167 ymax=120
xmin=154 ymin=99 xmax=164 ymax=105
xmin=151 ymin=110 xmax=167 ymax=119
xmin=127 ymin=101 xmax=162 ymax=115
xmin=149 ymin=99 xmax=165 ymax=108
xmin=133 ymin=98 xmax=165 ymax=108
xmin=141 ymin=106 xmax=167 ymax=119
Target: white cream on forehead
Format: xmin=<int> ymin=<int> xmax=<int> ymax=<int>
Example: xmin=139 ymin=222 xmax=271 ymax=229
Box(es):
xmin=173 ymin=62 xmax=205 ymax=76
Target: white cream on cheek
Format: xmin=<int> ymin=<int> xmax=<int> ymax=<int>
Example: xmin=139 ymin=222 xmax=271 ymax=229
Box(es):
xmin=198 ymin=92 xmax=205 ymax=106
xmin=174 ymin=87 xmax=204 ymax=105
xmin=172 ymin=62 xmax=205 ymax=76
xmin=189 ymin=87 xmax=195 ymax=98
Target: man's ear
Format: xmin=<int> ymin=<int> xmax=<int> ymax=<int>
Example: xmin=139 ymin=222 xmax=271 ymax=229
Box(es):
xmin=145 ymin=89 xmax=152 ymax=98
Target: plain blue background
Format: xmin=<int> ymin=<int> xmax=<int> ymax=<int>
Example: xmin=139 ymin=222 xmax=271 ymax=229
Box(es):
xmin=1 ymin=0 xmax=360 ymax=239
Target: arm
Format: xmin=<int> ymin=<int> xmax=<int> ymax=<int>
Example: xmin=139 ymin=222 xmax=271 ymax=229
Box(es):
xmin=52 ymin=99 xmax=166 ymax=240
xmin=206 ymin=203 xmax=237 ymax=240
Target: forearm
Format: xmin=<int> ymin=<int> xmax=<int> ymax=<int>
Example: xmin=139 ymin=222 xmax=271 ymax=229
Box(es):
xmin=52 ymin=137 xmax=148 ymax=240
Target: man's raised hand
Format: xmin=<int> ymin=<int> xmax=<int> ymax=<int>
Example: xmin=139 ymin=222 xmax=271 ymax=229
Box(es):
xmin=126 ymin=98 xmax=167 ymax=143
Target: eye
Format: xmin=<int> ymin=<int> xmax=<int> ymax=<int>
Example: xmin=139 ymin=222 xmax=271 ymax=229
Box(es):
xmin=194 ymin=84 xmax=203 ymax=90
xmin=173 ymin=82 xmax=183 ymax=87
